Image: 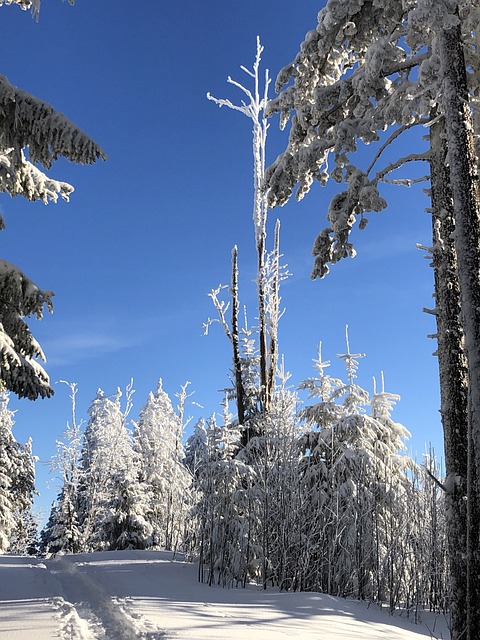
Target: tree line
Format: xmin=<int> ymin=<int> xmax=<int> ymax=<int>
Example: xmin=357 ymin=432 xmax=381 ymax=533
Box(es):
xmin=35 ymin=342 xmax=448 ymax=620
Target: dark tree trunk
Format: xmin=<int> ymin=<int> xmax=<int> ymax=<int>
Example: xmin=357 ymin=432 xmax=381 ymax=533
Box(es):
xmin=438 ymin=21 xmax=480 ymax=640
xmin=430 ymin=117 xmax=475 ymax=640
xmin=231 ymin=246 xmax=246 ymax=428
xmin=257 ymin=230 xmax=269 ymax=414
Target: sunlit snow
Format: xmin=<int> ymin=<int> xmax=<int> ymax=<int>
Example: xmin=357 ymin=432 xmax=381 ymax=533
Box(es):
xmin=0 ymin=550 xmax=450 ymax=639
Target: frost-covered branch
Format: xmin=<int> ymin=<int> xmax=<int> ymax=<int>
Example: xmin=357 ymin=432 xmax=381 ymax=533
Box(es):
xmin=0 ymin=260 xmax=54 ymax=399
xmin=0 ymin=149 xmax=74 ymax=203
xmin=0 ymin=0 xmax=41 ymax=14
xmin=365 ymin=122 xmax=427 ymax=176
xmin=372 ymin=151 xmax=431 ymax=185
xmin=263 ymin=2 xmax=476 ymax=279
xmin=207 ymin=36 xmax=270 ymax=245
xmin=203 ymin=284 xmax=232 ymax=341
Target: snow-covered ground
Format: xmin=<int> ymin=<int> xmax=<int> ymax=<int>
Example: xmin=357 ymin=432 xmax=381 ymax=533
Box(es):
xmin=0 ymin=550 xmax=450 ymax=639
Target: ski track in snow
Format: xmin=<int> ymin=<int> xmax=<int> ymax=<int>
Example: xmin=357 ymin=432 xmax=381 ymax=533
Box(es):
xmin=47 ymin=555 xmax=167 ymax=640
xmin=0 ymin=551 xmax=450 ymax=640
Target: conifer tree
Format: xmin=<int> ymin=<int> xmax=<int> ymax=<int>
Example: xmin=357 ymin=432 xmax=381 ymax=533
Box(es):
xmin=77 ymin=386 xmax=136 ymax=550
xmin=9 ymin=507 xmax=38 ymax=555
xmin=0 ymin=394 xmax=17 ymax=552
xmin=265 ymin=4 xmax=480 ymax=635
xmin=193 ymin=411 xmax=250 ymax=586
xmin=0 ymin=392 xmax=37 ymax=553
xmin=298 ymin=334 xmax=415 ymax=602
xmin=133 ymin=380 xmax=191 ymax=551
xmin=0 ymin=1 xmax=105 ymax=400
xmin=184 ymin=418 xmax=208 ymax=477
xmin=41 ymin=382 xmax=83 ymax=554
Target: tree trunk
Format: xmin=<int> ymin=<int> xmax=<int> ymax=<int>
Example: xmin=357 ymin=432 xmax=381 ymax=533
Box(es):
xmin=438 ymin=22 xmax=480 ymax=640
xmin=266 ymin=220 xmax=281 ymax=409
xmin=430 ymin=117 xmax=473 ymax=640
xmin=231 ymin=246 xmax=246 ymax=428
xmin=257 ymin=230 xmax=269 ymax=414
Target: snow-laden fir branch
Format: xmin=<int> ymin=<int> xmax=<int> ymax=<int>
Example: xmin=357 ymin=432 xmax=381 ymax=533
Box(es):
xmin=263 ymin=1 xmax=480 ymax=281
xmin=0 ymin=3 xmax=106 ymax=398
xmin=0 ymin=74 xmax=106 ymax=168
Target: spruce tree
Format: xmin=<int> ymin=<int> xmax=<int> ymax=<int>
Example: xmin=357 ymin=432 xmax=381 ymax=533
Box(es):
xmin=0 ymin=393 xmax=36 ymax=553
xmin=0 ymin=1 xmax=105 ymax=399
xmin=265 ymin=3 xmax=480 ymax=635
xmin=133 ymin=380 xmax=191 ymax=551
xmin=77 ymin=387 xmax=134 ymax=550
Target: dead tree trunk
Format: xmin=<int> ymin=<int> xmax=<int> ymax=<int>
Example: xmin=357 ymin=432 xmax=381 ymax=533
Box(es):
xmin=257 ymin=229 xmax=269 ymax=414
xmin=231 ymin=245 xmax=246 ymax=427
xmin=266 ymin=220 xmax=281 ymax=410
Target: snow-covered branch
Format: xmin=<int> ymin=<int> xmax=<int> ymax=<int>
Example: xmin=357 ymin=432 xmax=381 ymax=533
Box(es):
xmin=372 ymin=151 xmax=430 ymax=185
xmin=203 ymin=285 xmax=232 ymax=342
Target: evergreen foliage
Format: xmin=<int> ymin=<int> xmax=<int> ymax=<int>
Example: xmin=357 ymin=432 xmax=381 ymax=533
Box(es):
xmin=0 ymin=391 xmax=37 ymax=553
xmin=133 ymin=379 xmax=191 ymax=551
xmin=264 ymin=4 xmax=480 ymax=637
xmin=0 ymin=0 xmax=105 ymax=400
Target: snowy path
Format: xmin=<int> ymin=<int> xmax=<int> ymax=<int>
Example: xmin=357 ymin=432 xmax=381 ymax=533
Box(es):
xmin=0 ymin=550 xmax=450 ymax=639
xmin=0 ymin=553 xmax=166 ymax=639
xmin=0 ymin=556 xmax=61 ymax=639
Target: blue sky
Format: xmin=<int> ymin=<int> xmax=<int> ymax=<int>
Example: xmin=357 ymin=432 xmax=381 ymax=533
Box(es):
xmin=2 ymin=1 xmax=442 ymax=519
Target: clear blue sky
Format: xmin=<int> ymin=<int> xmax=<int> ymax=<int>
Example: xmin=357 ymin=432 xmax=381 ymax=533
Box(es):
xmin=2 ymin=0 xmax=442 ymax=520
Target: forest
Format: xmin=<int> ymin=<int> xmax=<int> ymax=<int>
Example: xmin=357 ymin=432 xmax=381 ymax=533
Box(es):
xmin=1 ymin=1 xmax=480 ymax=640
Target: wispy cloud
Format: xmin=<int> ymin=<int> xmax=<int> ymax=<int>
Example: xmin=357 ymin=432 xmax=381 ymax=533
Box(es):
xmin=37 ymin=317 xmax=146 ymax=367
xmin=43 ymin=333 xmax=126 ymax=366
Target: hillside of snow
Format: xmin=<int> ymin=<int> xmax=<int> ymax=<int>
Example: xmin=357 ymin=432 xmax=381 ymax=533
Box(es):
xmin=0 ymin=550 xmax=450 ymax=639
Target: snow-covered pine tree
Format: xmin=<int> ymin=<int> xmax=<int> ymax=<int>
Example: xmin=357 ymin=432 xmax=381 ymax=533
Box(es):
xmin=8 ymin=507 xmax=38 ymax=555
xmin=238 ymin=365 xmax=304 ymax=590
xmin=189 ymin=414 xmax=217 ymax=583
xmin=76 ymin=388 xmax=118 ymax=550
xmin=76 ymin=385 xmax=147 ymax=551
xmin=297 ymin=335 xmax=415 ymax=603
xmin=0 ymin=391 xmax=38 ymax=553
xmin=100 ymin=454 xmax=153 ymax=552
xmin=0 ymin=1 xmax=105 ymax=400
xmin=184 ymin=418 xmax=208 ymax=478
xmin=133 ymin=379 xmax=191 ymax=551
xmin=41 ymin=382 xmax=85 ymax=554
xmin=40 ymin=486 xmax=82 ymax=555
xmin=0 ymin=392 xmax=20 ymax=552
xmin=265 ymin=4 xmax=480 ymax=636
xmin=193 ymin=411 xmax=250 ymax=587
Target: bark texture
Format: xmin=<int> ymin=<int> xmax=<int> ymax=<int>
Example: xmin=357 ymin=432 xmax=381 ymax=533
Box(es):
xmin=430 ymin=117 xmax=479 ymax=640
xmin=438 ymin=21 xmax=480 ymax=640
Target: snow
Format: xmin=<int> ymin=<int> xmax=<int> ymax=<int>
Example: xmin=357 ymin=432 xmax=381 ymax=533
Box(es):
xmin=0 ymin=550 xmax=450 ymax=639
